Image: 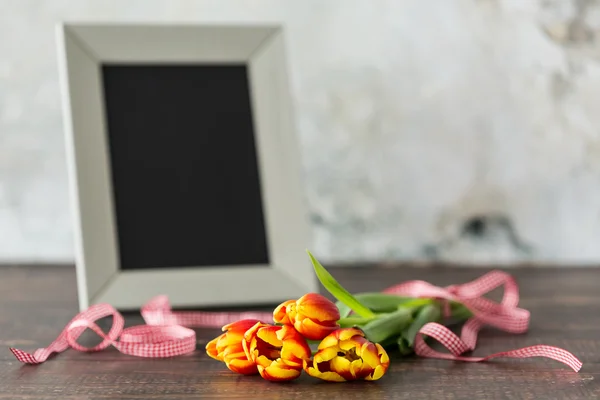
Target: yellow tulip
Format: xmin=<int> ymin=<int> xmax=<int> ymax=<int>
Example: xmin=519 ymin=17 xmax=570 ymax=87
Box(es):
xmin=273 ymin=293 xmax=340 ymax=340
xmin=206 ymin=319 xmax=260 ymax=375
xmin=242 ymin=322 xmax=311 ymax=382
xmin=304 ymin=328 xmax=390 ymax=382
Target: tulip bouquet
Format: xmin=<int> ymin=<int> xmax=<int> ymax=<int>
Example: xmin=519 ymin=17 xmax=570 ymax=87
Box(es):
xmin=9 ymin=251 xmax=582 ymax=374
xmin=206 ymin=251 xmax=472 ymax=382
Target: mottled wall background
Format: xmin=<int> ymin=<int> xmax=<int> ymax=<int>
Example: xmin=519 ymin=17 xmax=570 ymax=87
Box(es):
xmin=1 ymin=0 xmax=599 ymax=265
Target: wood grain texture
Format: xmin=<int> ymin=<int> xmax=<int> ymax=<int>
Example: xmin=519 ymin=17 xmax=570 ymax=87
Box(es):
xmin=0 ymin=264 xmax=598 ymax=399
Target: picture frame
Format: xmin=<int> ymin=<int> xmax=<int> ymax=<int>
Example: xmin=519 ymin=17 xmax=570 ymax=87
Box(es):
xmin=56 ymin=23 xmax=316 ymax=311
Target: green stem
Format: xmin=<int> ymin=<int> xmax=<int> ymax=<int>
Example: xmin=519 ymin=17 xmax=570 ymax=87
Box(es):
xmin=335 ymin=293 xmax=417 ymax=317
xmin=449 ymin=303 xmax=472 ymax=321
xmin=337 ymin=316 xmax=376 ymax=327
xmin=397 ymin=303 xmax=442 ymax=355
xmin=361 ymin=308 xmax=413 ymax=344
xmin=398 ymin=298 xmax=436 ymax=313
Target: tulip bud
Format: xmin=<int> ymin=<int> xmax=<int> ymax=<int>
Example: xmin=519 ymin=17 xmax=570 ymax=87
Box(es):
xmin=242 ymin=322 xmax=311 ymax=382
xmin=206 ymin=319 xmax=260 ymax=375
xmin=272 ymin=300 xmax=295 ymax=325
xmin=304 ymin=328 xmax=390 ymax=382
xmin=273 ymin=293 xmax=341 ymax=340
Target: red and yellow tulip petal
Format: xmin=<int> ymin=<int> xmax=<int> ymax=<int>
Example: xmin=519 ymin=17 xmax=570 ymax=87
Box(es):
xmin=319 ymin=328 xmax=364 ymax=349
xmin=275 ymin=324 xmax=297 ymax=341
xmin=255 ymin=354 xmax=276 ymax=369
xmin=336 ymin=328 xmax=364 ymax=340
xmin=358 ymin=341 xmax=380 ymax=368
xmin=273 ymin=300 xmax=295 ymax=324
xmin=318 ymin=334 xmax=341 ymax=350
xmin=280 ymin=345 xmax=310 ymax=368
xmin=243 ymin=322 xmax=274 ymax=361
xmin=353 ymin=360 xmax=375 ymax=380
xmin=330 ymin=356 xmax=354 ymax=380
xmin=249 ymin=336 xmax=259 ymax=358
xmin=222 ymin=352 xmax=247 ymax=362
xmin=365 ymin=343 xmax=390 ymax=380
xmin=258 ymin=362 xmax=302 ymax=382
xmin=303 ymin=358 xmax=348 ymax=382
xmin=376 ymin=343 xmax=390 ymax=365
xmin=206 ymin=334 xmax=225 ymax=361
xmin=295 ymin=293 xmax=341 ymax=322
xmin=305 ymin=366 xmax=346 ymax=382
xmin=364 ymin=364 xmax=387 ymax=381
xmin=313 ymin=346 xmax=340 ymax=363
xmin=217 ymin=332 xmax=244 ymax=350
xmin=339 ymin=337 xmax=367 ymax=352
xmin=243 ymin=322 xmax=267 ymax=341
xmin=280 ymin=326 xmax=310 ymax=351
xmin=242 ymin=322 xmax=264 ymax=352
xmin=328 ymin=356 xmax=368 ymax=381
xmin=222 ymin=319 xmax=261 ymax=333
xmin=256 ymin=326 xmax=283 ymax=347
xmin=254 ymin=340 xmax=280 ymax=361
xmin=277 ymin=327 xmax=311 ymax=367
xmin=287 ymin=304 xmax=298 ymax=321
xmin=226 ymin=358 xmax=258 ymax=375
xmin=221 ymin=343 xmax=247 ymax=361
xmin=281 ymin=355 xmax=302 ymax=369
xmin=295 ymin=317 xmax=339 ymax=341
xmin=280 ymin=345 xmax=308 ymax=368
xmin=241 ymin=335 xmax=252 ymax=361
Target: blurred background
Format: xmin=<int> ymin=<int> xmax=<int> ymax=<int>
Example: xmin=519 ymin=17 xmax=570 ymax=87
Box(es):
xmin=1 ymin=0 xmax=599 ymax=266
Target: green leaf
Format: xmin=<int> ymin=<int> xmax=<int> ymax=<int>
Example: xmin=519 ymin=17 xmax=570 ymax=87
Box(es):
xmin=404 ymin=304 xmax=441 ymax=347
xmin=361 ymin=308 xmax=413 ymax=343
xmin=306 ymin=250 xmax=375 ymax=319
xmin=335 ymin=293 xmax=415 ymax=317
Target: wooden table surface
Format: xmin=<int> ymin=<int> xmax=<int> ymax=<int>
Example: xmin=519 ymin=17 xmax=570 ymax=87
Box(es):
xmin=0 ymin=264 xmax=598 ymax=399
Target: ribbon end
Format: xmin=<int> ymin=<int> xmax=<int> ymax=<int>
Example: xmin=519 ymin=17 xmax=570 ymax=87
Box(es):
xmin=10 ymin=347 xmax=41 ymax=364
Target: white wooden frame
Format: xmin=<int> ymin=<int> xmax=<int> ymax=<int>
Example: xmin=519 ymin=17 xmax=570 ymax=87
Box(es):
xmin=56 ymin=23 xmax=315 ymax=311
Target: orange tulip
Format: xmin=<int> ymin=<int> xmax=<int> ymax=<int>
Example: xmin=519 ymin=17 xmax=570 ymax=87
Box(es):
xmin=206 ymin=319 xmax=260 ymax=375
xmin=242 ymin=322 xmax=311 ymax=382
xmin=304 ymin=328 xmax=390 ymax=382
xmin=273 ymin=293 xmax=341 ymax=340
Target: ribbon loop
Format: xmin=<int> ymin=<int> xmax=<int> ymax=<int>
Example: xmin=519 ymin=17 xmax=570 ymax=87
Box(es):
xmin=10 ymin=301 xmax=197 ymax=363
xmin=10 ymin=303 xmax=126 ymax=364
xmin=65 ymin=303 xmax=125 ymax=353
xmin=116 ymin=325 xmax=196 ymax=358
xmin=413 ymin=322 xmax=583 ymax=372
xmin=10 ymin=295 xmax=273 ymax=364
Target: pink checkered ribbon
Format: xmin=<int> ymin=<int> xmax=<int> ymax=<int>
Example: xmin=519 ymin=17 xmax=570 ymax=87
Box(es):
xmin=10 ymin=271 xmax=582 ymax=371
xmin=382 ymin=270 xmax=583 ymax=372
xmin=10 ymin=295 xmax=271 ymax=364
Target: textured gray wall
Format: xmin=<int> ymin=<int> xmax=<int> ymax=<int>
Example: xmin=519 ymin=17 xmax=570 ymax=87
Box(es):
xmin=1 ymin=0 xmax=599 ymax=264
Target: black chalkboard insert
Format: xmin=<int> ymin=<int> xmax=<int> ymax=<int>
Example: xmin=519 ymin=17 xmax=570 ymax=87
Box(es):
xmin=101 ymin=64 xmax=270 ymax=270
